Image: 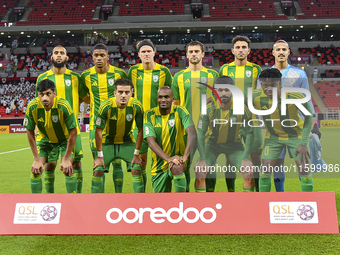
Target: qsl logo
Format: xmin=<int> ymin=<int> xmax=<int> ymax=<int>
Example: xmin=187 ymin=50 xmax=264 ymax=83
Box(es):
xmin=296 ymin=204 xmax=315 ymax=221
xmin=40 ymin=205 xmax=58 ymax=222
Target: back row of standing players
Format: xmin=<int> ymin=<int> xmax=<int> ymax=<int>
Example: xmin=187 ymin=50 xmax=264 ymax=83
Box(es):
xmin=24 ymin=35 xmax=315 ymax=193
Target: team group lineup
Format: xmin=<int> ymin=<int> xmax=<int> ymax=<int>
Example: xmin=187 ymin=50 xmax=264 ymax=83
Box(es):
xmin=24 ymin=35 xmax=317 ymax=194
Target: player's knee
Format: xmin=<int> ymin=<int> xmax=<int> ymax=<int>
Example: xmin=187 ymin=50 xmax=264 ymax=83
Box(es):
xmin=131 ymin=169 xmax=142 ymax=176
xmin=170 ymin=163 xmax=185 ymax=176
xmin=195 ymin=169 xmax=207 ymax=179
xmin=93 ymin=170 xmax=104 ymax=177
xmin=250 ymin=153 xmax=261 ymax=166
xmin=140 ymin=153 xmax=147 ymax=169
xmin=45 ymin=161 xmax=57 ymax=172
xmin=72 ymin=161 xmax=81 ymax=170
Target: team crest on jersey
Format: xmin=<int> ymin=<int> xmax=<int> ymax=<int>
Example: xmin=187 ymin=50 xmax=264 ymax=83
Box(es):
xmin=96 ymin=117 xmax=101 ymax=126
xmin=153 ymin=75 xmax=159 ymax=82
xmin=201 ymin=77 xmax=207 ymax=83
xmin=246 ymin=70 xmax=252 ymax=77
xmin=23 ymin=118 xmax=28 ymax=126
xmin=52 ymin=115 xmax=58 ymax=123
xmin=65 ymin=79 xmax=71 ymax=86
xmin=108 ymin=79 xmax=114 ymax=86
xmin=126 ymin=114 xmax=133 ymax=122
xmin=168 ymin=119 xmax=175 ymax=127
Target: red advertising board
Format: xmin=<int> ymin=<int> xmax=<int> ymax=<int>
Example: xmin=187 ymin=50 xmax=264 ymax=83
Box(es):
xmin=9 ymin=125 xmax=26 ymax=133
xmin=0 ymin=192 xmax=337 ymax=235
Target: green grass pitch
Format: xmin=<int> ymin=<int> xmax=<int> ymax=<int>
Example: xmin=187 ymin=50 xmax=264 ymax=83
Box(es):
xmin=0 ymin=128 xmax=339 ymax=254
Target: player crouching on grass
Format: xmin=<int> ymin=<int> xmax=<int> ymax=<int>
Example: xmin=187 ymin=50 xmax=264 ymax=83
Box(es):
xmin=24 ymin=79 xmax=78 ymax=193
xmin=194 ymin=76 xmax=257 ymax=192
xmin=144 ymin=86 xmax=197 ymax=192
xmin=253 ymin=68 xmax=314 ymax=192
xmin=92 ymin=78 xmax=145 ymax=193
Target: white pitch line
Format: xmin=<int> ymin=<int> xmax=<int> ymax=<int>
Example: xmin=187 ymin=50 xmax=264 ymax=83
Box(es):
xmin=0 ymin=136 xmax=89 ymax=155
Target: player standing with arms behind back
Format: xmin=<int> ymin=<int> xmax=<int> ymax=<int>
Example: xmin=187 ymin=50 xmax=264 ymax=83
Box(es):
xmin=81 ymin=43 xmax=127 ymax=193
xmin=219 ymin=35 xmax=263 ymax=192
xmin=128 ymin=39 xmax=173 ymax=192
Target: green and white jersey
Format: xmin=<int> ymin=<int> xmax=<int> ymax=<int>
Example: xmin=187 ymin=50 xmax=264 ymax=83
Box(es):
xmin=128 ymin=63 xmax=173 ymax=112
xmin=81 ymin=65 xmax=127 ymax=130
xmin=24 ymin=96 xmax=77 ymax=143
xmin=36 ymin=69 xmax=87 ymax=118
xmin=144 ymin=105 xmax=192 ymax=175
xmin=95 ymin=97 xmax=143 ymax=144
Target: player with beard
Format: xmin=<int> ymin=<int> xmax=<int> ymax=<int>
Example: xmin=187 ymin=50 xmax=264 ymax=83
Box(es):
xmin=270 ymin=40 xmax=317 ymax=192
xmin=25 ymin=79 xmax=78 ymax=193
xmin=219 ymin=35 xmax=263 ymax=192
xmin=195 ymin=76 xmax=255 ymax=192
xmin=36 ymin=45 xmax=89 ymax=193
xmin=171 ymin=41 xmax=219 ymax=191
xmin=81 ymin=43 xmax=127 ymax=193
xmin=144 ymin=86 xmax=197 ymax=192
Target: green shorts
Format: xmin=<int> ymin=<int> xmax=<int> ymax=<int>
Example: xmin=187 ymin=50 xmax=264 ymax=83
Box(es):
xmin=239 ymin=128 xmax=263 ymax=154
xmin=95 ymin=141 xmax=142 ymax=173
xmin=36 ymin=140 xmax=74 ymax=163
xmin=205 ymin=142 xmax=245 ymax=170
xmin=151 ymin=170 xmax=174 ymax=193
xmin=89 ymin=129 xmax=97 ymax=154
xmin=262 ymin=136 xmax=304 ymax=161
xmin=48 ymin=134 xmax=83 ymax=162
xmin=133 ymin=127 xmax=148 ymax=154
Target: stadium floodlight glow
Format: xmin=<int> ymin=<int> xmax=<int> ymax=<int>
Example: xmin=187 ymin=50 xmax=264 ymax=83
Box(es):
xmin=254 ymin=26 xmax=258 ymax=29
xmin=47 ymin=31 xmax=50 ymax=34
xmin=160 ymin=30 xmax=163 ymax=33
xmin=279 ymin=26 xmax=282 ymax=28
xmin=8 ymin=35 xmax=11 ymax=38
xmin=67 ymin=31 xmax=70 ymax=33
xmin=300 ymin=25 xmax=303 ymax=28
xmin=27 ymin=35 xmax=30 ymax=37
xmin=252 ymin=30 xmax=255 ymax=32
xmin=72 ymin=34 xmax=75 ymax=36
xmin=232 ymin=27 xmax=236 ymax=29
xmin=231 ymin=30 xmax=234 ymax=33
xmin=208 ymin=29 xmax=211 ymax=32
xmin=140 ymin=30 xmax=143 ymax=34
xmin=1 ymin=32 xmax=4 ymax=35
xmin=331 ymin=35 xmax=334 ymax=38
xmin=296 ymin=29 xmax=299 ymax=31
xmin=276 ymin=30 xmax=279 ymax=32
xmin=325 ymin=25 xmax=329 ymax=27
xmin=21 ymin=32 xmax=24 ymax=34
xmin=53 ymin=35 xmax=55 ymax=37
xmin=187 ymin=29 xmax=190 ymax=33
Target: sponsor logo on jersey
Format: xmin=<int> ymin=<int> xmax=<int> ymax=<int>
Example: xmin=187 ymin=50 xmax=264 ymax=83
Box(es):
xmin=246 ymin=70 xmax=252 ymax=77
xmin=137 ymin=75 xmax=143 ymax=80
xmin=38 ymin=117 xmax=44 ymax=122
xmin=52 ymin=115 xmax=58 ymax=123
xmin=96 ymin=117 xmax=101 ymax=126
xmin=126 ymin=114 xmax=133 ymax=122
xmin=65 ymin=79 xmax=71 ymax=86
xmin=110 ymin=116 xmax=117 ymax=120
xmin=108 ymin=79 xmax=114 ymax=86
xmin=262 ymin=105 xmax=268 ymax=110
xmin=229 ymin=72 xmax=234 ymax=77
xmin=78 ymin=150 xmax=83 ymax=155
xmin=168 ymin=119 xmax=175 ymax=127
xmin=92 ymin=81 xmax=98 ymax=86
xmin=153 ymin=75 xmax=159 ymax=82
xmin=155 ymin=123 xmax=162 ymax=128
xmin=184 ymin=79 xmax=190 ymax=83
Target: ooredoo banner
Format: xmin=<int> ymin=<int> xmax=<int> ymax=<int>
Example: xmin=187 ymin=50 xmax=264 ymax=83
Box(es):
xmin=0 ymin=192 xmax=337 ymax=235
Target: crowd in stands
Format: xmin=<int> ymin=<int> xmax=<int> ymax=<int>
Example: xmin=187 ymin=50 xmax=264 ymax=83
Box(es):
xmin=0 ymin=79 xmax=36 ymax=117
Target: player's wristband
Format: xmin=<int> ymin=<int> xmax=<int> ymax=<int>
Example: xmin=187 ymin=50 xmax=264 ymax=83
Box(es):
xmin=97 ymin=151 xmax=103 ymax=157
xmin=134 ymin=149 xmax=140 ymax=155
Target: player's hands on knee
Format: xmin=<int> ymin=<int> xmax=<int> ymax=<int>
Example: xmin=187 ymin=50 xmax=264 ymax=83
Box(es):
xmin=93 ymin=157 xmax=105 ymax=171
xmin=31 ymin=160 xmax=44 ymax=177
xmin=295 ymin=145 xmax=310 ymax=167
xmin=60 ymin=157 xmax=74 ymax=176
xmin=167 ymin=155 xmax=181 ymax=169
xmin=194 ymin=160 xmax=209 ymax=179
xmin=131 ymin=154 xmax=142 ymax=168
xmin=240 ymin=160 xmax=254 ymax=179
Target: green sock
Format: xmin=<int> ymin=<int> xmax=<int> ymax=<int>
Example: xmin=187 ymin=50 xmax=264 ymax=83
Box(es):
xmin=142 ymin=169 xmax=147 ymax=192
xmin=195 ymin=188 xmax=206 ymax=192
xmin=173 ymin=173 xmax=186 ymax=192
xmin=184 ymin=166 xmax=190 ymax=192
xmin=243 ymin=188 xmax=254 ymax=192
xmin=259 ymin=173 xmax=272 ymax=192
xmin=91 ymin=176 xmax=104 ymax=193
xmin=73 ymin=169 xmax=83 ymax=193
xmin=253 ymin=165 xmax=260 ymax=192
xmin=30 ymin=173 xmax=43 ymax=193
xmin=44 ymin=171 xmax=55 ymax=193
xmin=132 ymin=174 xmax=144 ymax=193
xmin=65 ymin=174 xmax=77 ymax=193
xmin=301 ymin=173 xmax=313 ymax=192
xmin=112 ymin=159 xmax=124 ymax=193
xmin=225 ymin=170 xmax=236 ymax=192
xmin=206 ymin=170 xmax=216 ymax=192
